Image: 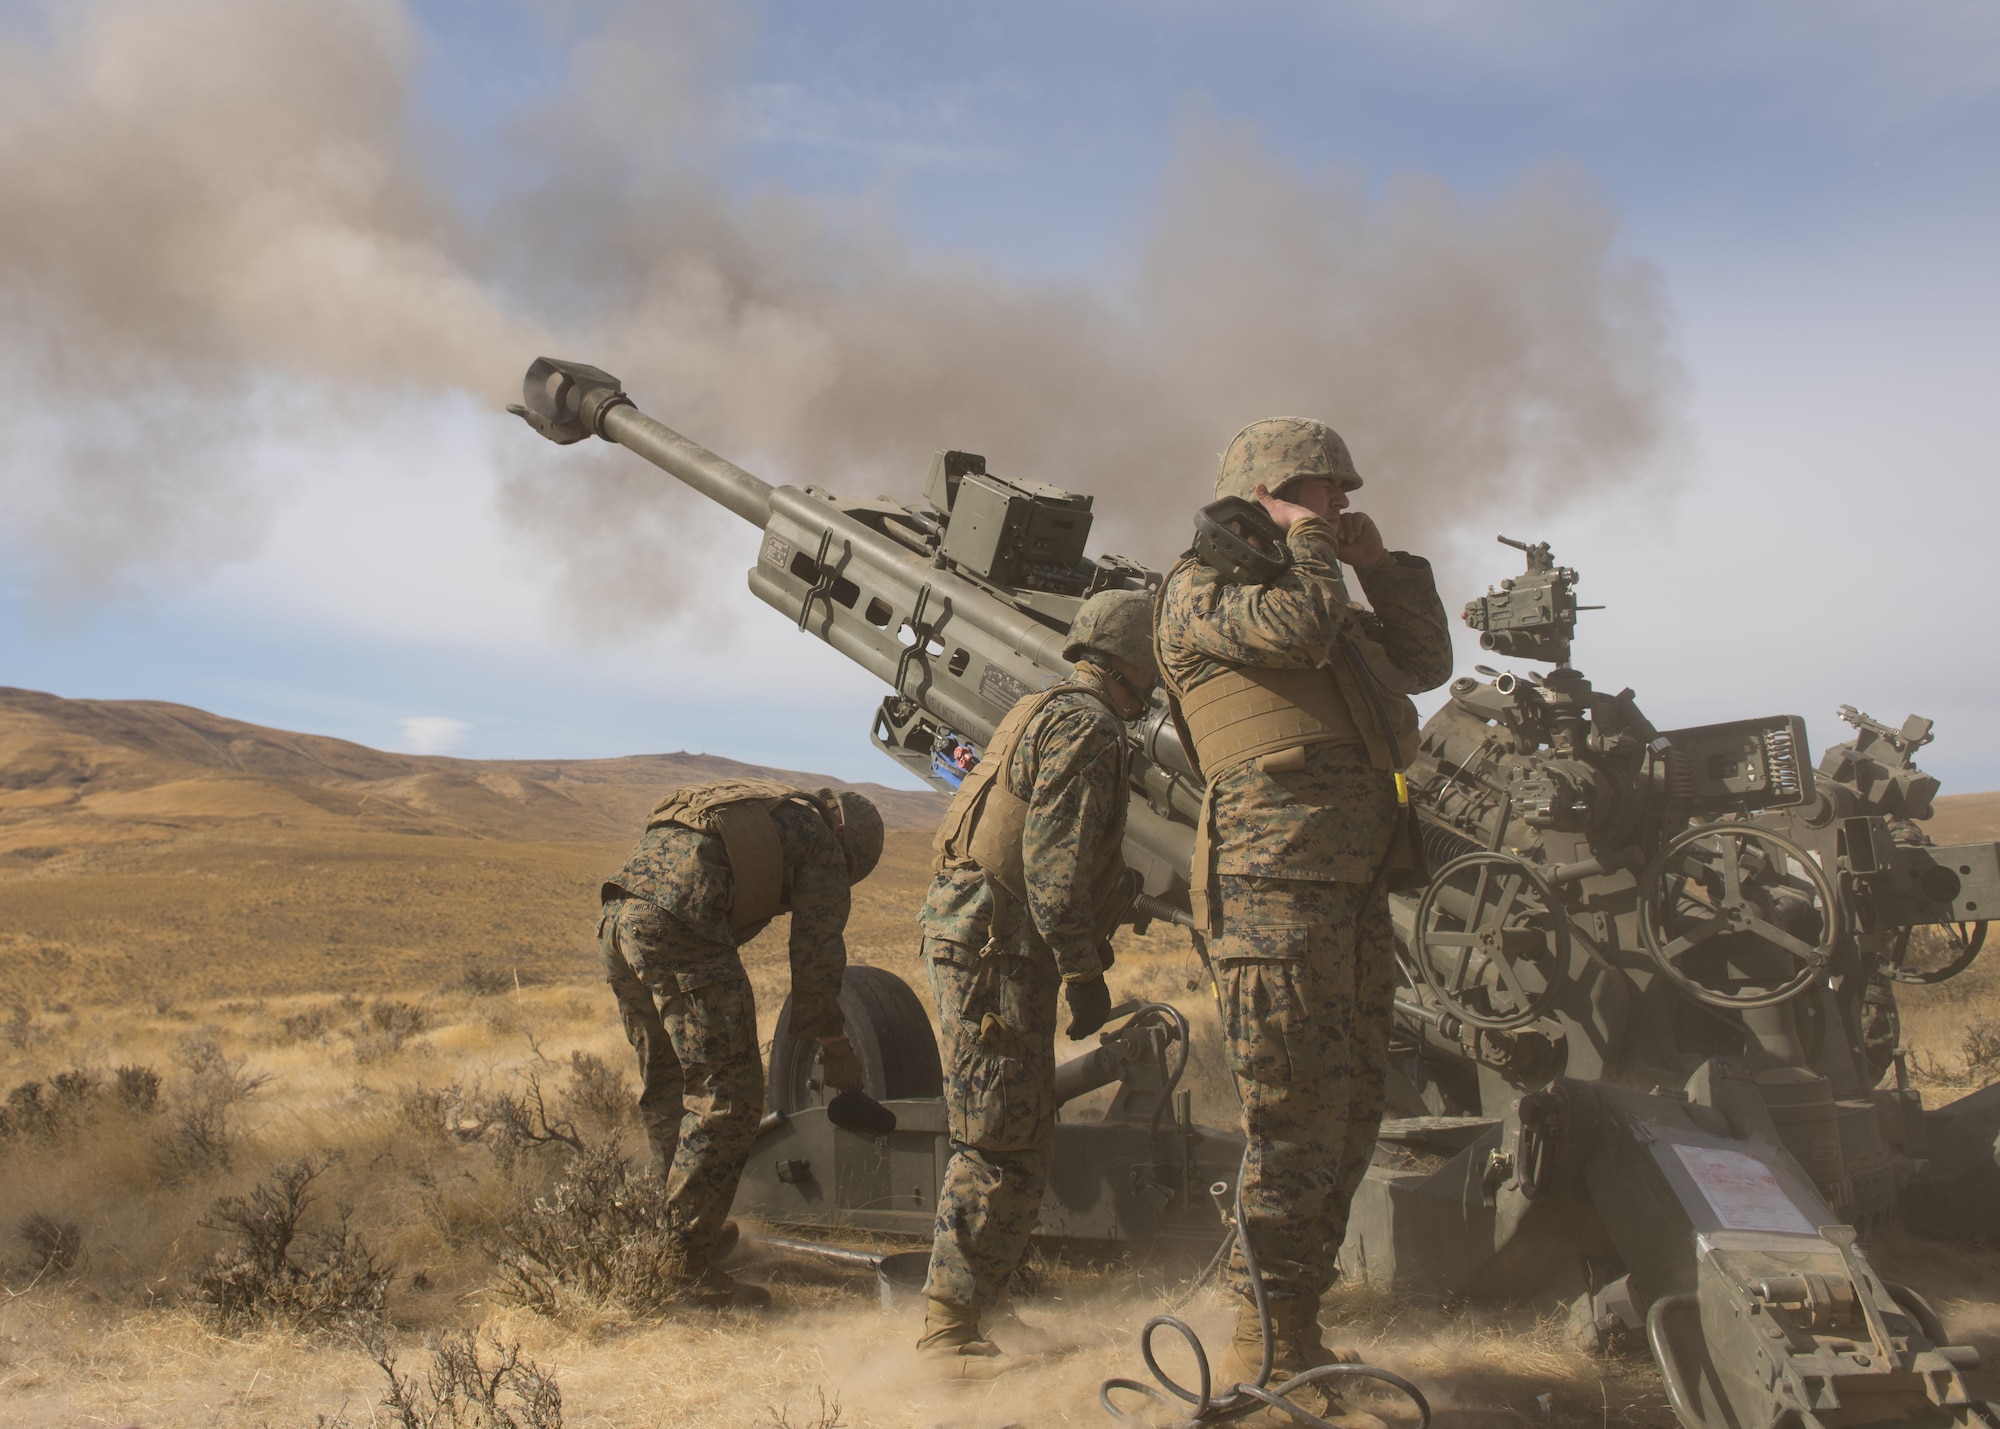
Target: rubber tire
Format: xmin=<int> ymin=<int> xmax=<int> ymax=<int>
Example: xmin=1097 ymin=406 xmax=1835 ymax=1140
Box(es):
xmin=768 ymin=964 xmax=943 ymax=1115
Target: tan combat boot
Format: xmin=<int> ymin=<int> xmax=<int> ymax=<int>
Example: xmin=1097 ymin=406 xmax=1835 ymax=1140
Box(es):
xmin=1214 ymin=1299 xmax=1384 ymax=1428
xmin=916 ymin=1297 xmax=1017 ymax=1381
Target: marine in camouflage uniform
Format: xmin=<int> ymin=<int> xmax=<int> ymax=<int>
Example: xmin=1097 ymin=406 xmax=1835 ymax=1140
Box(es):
xmin=600 ymin=779 xmax=883 ymax=1306
xmin=1156 ymin=418 xmax=1452 ymax=1412
xmin=915 ymin=589 xmax=1157 ymax=1376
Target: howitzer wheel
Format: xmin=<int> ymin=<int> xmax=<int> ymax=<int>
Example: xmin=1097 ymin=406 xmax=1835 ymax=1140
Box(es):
xmin=768 ymin=965 xmax=943 ymax=1115
xmin=1640 ymin=822 xmax=1836 ymax=1009
xmin=1889 ymin=920 xmax=1988 ymax=985
xmin=1413 ymin=851 xmax=1572 ymax=1032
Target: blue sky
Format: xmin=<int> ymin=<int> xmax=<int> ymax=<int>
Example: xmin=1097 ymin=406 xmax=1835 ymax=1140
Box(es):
xmin=2 ymin=1 xmax=1996 ymax=793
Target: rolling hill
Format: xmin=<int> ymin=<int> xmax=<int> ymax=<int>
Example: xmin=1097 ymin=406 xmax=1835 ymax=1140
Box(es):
xmin=0 ymin=687 xmax=946 ymax=1009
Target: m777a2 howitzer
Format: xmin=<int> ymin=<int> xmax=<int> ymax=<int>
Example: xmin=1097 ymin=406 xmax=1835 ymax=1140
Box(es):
xmin=514 ymin=358 xmax=2000 ymax=1428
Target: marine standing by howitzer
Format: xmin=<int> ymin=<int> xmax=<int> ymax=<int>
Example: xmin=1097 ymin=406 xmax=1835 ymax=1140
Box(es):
xmin=915 ymin=589 xmax=1159 ymax=1377
xmin=599 ymin=779 xmax=885 ymax=1308
xmin=1156 ymin=419 xmax=1454 ymax=1421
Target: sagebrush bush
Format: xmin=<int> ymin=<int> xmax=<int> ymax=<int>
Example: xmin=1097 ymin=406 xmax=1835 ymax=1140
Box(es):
xmin=456 ymin=963 xmax=515 ymax=997
xmin=557 ymin=1051 xmax=633 ymax=1137
xmin=16 ymin=1211 xmax=82 ymax=1278
xmin=280 ymin=1005 xmax=338 ymax=1043
xmin=163 ymin=1034 xmax=268 ymax=1174
xmin=194 ymin=1155 xmax=392 ymax=1331
xmin=369 ymin=1330 xmax=563 ymax=1429
xmin=0 ymin=1062 xmax=162 ymax=1141
xmin=349 ymin=999 xmax=433 ymax=1062
xmin=489 ymin=1142 xmax=685 ymax=1317
xmin=1962 ymin=1017 xmax=2000 ymax=1085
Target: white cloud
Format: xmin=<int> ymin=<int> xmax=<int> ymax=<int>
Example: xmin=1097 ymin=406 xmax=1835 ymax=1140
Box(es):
xmin=397 ymin=716 xmax=470 ymax=755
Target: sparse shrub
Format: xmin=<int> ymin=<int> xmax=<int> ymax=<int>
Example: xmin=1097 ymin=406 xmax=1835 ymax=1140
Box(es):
xmin=281 ymin=1005 xmax=339 ymax=1043
xmin=457 ymin=963 xmax=514 ymax=997
xmin=163 ymin=1034 xmax=270 ymax=1175
xmin=17 ymin=1212 xmax=81 ymax=1276
xmin=0 ymin=1063 xmax=160 ymax=1141
xmin=765 ymin=1390 xmax=846 ymax=1429
xmin=489 ymin=1142 xmax=684 ymax=1317
xmin=558 ymin=1052 xmax=632 ymax=1137
xmin=396 ymin=1073 xmax=582 ymax=1171
xmin=370 ymin=1330 xmax=562 ymax=1429
xmin=3 ymin=1004 xmax=36 ymax=1051
xmin=349 ymin=999 xmax=432 ymax=1063
xmin=194 ymin=1156 xmax=391 ymax=1331
xmin=113 ymin=1063 xmax=162 ymax=1113
xmin=1962 ymin=1017 xmax=2000 ymax=1086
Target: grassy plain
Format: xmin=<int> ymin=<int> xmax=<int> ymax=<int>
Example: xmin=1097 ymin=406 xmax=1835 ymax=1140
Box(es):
xmin=1 ymin=688 xmax=1997 ymax=1427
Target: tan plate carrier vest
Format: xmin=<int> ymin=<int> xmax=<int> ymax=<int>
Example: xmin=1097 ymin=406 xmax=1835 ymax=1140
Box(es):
xmin=613 ymin=778 xmax=831 ymax=938
xmin=1157 ymin=557 xmax=1422 ymax=929
xmin=932 ymin=684 xmax=1129 ymax=922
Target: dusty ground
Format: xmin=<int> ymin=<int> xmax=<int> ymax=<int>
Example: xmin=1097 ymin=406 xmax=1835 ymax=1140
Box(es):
xmin=0 ymin=963 xmax=1697 ymax=1429
xmin=2 ymin=688 xmax=1997 ymax=1427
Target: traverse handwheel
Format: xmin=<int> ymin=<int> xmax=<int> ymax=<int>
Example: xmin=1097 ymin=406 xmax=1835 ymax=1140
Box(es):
xmin=1640 ymin=822 xmax=1836 ymax=1009
xmin=1413 ymin=851 xmax=1573 ymax=1031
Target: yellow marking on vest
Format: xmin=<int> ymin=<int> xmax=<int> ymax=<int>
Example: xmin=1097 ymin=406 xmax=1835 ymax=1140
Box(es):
xmin=1394 ymin=771 xmax=1409 ymax=805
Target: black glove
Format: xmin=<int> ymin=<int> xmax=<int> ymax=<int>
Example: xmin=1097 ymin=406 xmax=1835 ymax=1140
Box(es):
xmin=1064 ymin=975 xmax=1112 ymax=1040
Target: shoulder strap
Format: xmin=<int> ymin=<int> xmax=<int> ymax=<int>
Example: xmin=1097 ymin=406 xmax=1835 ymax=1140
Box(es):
xmin=1155 ymin=556 xmax=1208 ymax=784
xmin=933 ymin=686 xmax=1068 ymax=873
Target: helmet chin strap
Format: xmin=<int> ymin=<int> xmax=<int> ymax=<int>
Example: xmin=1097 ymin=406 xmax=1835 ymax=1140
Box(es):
xmin=1103 ymin=664 xmax=1155 ymax=719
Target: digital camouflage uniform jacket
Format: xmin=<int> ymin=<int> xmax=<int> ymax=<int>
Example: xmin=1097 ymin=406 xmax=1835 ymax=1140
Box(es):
xmin=605 ymin=798 xmax=851 ymax=1039
xmin=919 ymin=663 xmax=1130 ymax=982
xmin=1158 ymin=514 xmax=1454 ymax=882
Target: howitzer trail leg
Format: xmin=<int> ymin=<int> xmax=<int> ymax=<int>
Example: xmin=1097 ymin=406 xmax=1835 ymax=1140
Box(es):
xmin=602 ymin=914 xmax=684 ymax=1175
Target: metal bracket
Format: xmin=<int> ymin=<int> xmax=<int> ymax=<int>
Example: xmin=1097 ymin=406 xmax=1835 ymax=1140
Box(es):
xmin=798 ymin=530 xmax=839 ymax=632
xmin=892 ymin=582 xmax=943 ymax=693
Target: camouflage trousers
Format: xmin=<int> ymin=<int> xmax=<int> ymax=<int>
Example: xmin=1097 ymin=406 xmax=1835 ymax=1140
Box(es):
xmin=1213 ymin=873 xmax=1397 ymax=1305
xmin=921 ymin=932 xmax=1059 ymax=1311
xmin=601 ymin=902 xmax=765 ymax=1273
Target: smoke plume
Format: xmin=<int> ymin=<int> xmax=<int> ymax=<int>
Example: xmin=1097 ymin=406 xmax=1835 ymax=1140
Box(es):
xmin=0 ymin=0 xmax=1681 ymax=620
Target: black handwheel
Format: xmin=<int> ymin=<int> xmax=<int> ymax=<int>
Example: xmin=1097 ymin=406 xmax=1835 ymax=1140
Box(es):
xmin=1890 ymin=920 xmax=1988 ymax=985
xmin=1412 ymin=851 xmax=1572 ymax=1031
xmin=1640 ymin=822 xmax=1836 ymax=1009
xmin=768 ymin=964 xmax=943 ymax=1114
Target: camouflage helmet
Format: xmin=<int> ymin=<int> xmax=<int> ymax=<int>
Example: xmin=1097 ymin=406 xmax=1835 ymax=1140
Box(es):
xmin=1062 ymin=588 xmax=1158 ymax=677
xmin=821 ymin=789 xmax=884 ymax=884
xmin=1215 ymin=417 xmax=1362 ymax=501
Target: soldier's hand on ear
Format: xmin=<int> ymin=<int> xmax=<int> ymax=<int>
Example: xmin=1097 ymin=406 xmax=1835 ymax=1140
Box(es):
xmin=1334 ymin=511 xmax=1391 ymax=569
xmin=818 ymin=1034 xmax=864 ymax=1092
xmin=1064 ymin=975 xmax=1112 ymax=1040
xmin=1253 ymin=483 xmax=1317 ymax=530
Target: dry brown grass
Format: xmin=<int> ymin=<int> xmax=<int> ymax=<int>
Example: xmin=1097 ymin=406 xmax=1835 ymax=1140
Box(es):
xmin=2 ymin=689 xmax=1996 ymax=1425
xmin=3 ymin=947 xmax=1993 ymax=1428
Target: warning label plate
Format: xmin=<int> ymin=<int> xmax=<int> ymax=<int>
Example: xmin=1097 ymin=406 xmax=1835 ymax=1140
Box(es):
xmin=1672 ymin=1144 xmax=1816 ymax=1235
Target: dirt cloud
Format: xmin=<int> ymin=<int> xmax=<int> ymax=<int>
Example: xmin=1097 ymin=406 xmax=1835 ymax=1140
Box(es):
xmin=0 ymin=0 xmax=1681 ymax=618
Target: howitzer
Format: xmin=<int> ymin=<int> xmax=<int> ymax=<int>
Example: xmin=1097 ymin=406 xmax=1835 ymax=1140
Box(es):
xmin=516 ymin=359 xmax=2000 ymax=1427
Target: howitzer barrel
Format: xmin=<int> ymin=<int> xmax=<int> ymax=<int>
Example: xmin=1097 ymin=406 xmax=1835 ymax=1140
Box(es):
xmin=513 ymin=357 xmax=1071 ymax=744
xmin=599 ymin=404 xmax=774 ymax=529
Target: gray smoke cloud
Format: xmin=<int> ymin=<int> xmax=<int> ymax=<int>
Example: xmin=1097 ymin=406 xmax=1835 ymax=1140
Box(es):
xmin=0 ymin=0 xmax=1682 ymax=622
